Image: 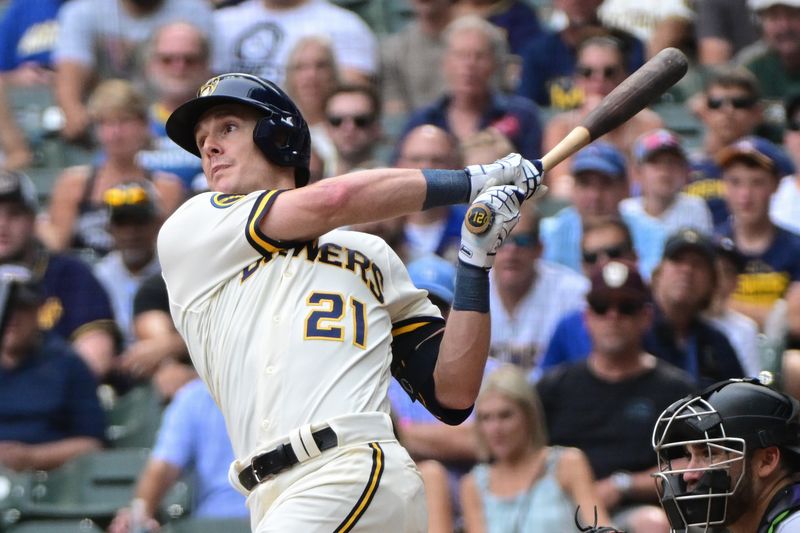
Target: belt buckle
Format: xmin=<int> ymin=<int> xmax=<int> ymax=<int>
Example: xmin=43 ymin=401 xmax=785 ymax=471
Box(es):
xmin=252 ymin=442 xmax=291 ymax=484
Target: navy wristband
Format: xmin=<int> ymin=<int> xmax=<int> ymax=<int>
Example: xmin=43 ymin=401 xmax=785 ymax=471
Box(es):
xmin=452 ymin=262 xmax=490 ymax=313
xmin=421 ymin=169 xmax=470 ymax=209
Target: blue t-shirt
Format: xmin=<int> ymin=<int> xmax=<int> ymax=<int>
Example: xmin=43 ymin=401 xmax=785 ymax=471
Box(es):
xmin=38 ymin=251 xmax=117 ymax=342
xmin=137 ymin=105 xmax=205 ymax=191
xmin=0 ymin=0 xmax=62 ymax=71
xmin=396 ymin=93 xmax=543 ymax=161
xmin=516 ymin=29 xmax=645 ymax=107
xmin=0 ymin=334 xmax=106 ymax=443
xmin=151 ymin=380 xmax=247 ymax=518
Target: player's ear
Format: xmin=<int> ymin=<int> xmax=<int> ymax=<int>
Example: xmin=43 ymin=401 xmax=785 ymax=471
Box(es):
xmin=753 ymin=446 xmax=782 ymax=480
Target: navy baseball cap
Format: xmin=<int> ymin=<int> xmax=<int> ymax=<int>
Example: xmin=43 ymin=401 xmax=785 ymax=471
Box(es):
xmin=407 ymin=255 xmax=456 ymax=307
xmin=0 ymin=170 xmax=38 ymax=213
xmin=663 ymin=228 xmax=716 ymax=267
xmin=633 ymin=129 xmax=686 ymax=164
xmin=717 ymin=136 xmax=795 ymax=177
xmin=571 ymin=142 xmax=627 ymax=181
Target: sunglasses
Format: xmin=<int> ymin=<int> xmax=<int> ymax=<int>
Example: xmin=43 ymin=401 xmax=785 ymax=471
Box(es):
xmin=576 ymin=64 xmax=621 ymax=81
xmin=582 ymin=243 xmax=631 ymax=265
xmin=587 ymin=296 xmax=643 ymax=316
xmin=706 ymin=96 xmax=757 ymax=110
xmin=503 ymin=233 xmax=538 ymax=248
xmin=155 ymin=53 xmax=204 ymax=67
xmin=327 ymin=114 xmax=375 ymax=128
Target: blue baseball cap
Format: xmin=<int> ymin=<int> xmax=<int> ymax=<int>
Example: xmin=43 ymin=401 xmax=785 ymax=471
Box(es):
xmin=633 ymin=129 xmax=686 ymax=164
xmin=407 ymin=254 xmax=456 ymax=307
xmin=571 ymin=141 xmax=627 ymax=181
xmin=717 ymin=136 xmax=795 ymax=177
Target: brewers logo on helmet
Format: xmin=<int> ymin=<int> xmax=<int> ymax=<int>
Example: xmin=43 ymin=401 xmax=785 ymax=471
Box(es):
xmin=166 ymin=73 xmax=312 ymax=187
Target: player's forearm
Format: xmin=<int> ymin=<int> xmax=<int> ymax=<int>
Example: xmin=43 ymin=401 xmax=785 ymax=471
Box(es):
xmin=267 ymin=167 xmax=470 ymax=241
xmin=133 ymin=459 xmax=181 ymax=516
xmin=27 ymin=437 xmax=102 ymax=470
xmin=433 ymin=308 xmax=490 ymax=410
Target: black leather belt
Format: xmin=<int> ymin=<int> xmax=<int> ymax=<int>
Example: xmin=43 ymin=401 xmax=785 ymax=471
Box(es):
xmin=238 ymin=426 xmax=338 ymax=491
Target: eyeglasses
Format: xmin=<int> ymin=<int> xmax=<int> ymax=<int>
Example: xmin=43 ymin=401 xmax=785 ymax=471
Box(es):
xmin=576 ymin=64 xmax=622 ymax=81
xmin=582 ymin=243 xmax=631 ymax=265
xmin=326 ymin=114 xmax=375 ymax=128
xmin=155 ymin=53 xmax=204 ymax=67
xmin=587 ymin=296 xmax=643 ymax=316
xmin=706 ymin=96 xmax=757 ymax=110
xmin=503 ymin=233 xmax=538 ymax=248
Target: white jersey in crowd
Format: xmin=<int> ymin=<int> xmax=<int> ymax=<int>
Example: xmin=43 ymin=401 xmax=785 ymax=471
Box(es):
xmin=489 ymin=259 xmax=589 ymax=374
xmin=157 ymin=190 xmax=440 ymax=464
xmin=597 ymin=0 xmax=694 ymax=42
xmin=770 ymin=175 xmax=800 ymax=235
xmin=212 ymin=0 xmax=377 ymax=87
xmin=619 ymin=192 xmax=714 ymax=237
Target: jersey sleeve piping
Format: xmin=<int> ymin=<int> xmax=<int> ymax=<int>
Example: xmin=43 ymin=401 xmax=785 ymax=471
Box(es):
xmin=245 ymin=189 xmax=304 ymax=256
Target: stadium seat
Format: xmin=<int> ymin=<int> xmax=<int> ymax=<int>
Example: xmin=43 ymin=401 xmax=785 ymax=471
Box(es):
xmin=104 ymin=384 xmax=163 ymax=449
xmin=651 ymin=102 xmax=705 ymax=151
xmin=6 ymin=448 xmax=149 ymax=522
xmin=161 ymin=517 xmax=251 ymax=533
xmin=5 ymin=518 xmax=104 ymax=533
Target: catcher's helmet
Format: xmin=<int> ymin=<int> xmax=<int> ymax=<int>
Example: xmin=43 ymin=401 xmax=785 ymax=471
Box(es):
xmin=166 ymin=73 xmax=311 ymax=187
xmin=651 ymin=378 xmax=800 ymax=531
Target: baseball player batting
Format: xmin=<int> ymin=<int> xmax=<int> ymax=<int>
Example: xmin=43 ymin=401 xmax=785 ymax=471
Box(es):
xmin=157 ymin=73 xmax=543 ymax=532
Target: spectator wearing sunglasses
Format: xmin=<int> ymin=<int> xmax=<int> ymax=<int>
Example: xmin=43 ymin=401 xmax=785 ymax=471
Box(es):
xmin=536 ymin=260 xmax=693 ymax=532
xmin=685 ymin=67 xmax=765 ymax=226
xmin=489 ymin=205 xmax=589 ymax=375
xmin=323 ymin=83 xmax=383 ymax=178
xmin=715 ymin=136 xmax=800 ymax=352
xmin=540 ymin=141 xmax=666 ymax=279
xmin=138 ymin=21 xmax=211 ymax=192
xmin=540 ymin=216 xmax=638 ymax=371
xmin=620 ymin=129 xmax=713 ymax=236
xmin=516 ymin=0 xmax=645 ymax=108
xmin=771 ymin=92 xmax=800 ymax=233
xmin=542 ymin=37 xmax=663 ymax=198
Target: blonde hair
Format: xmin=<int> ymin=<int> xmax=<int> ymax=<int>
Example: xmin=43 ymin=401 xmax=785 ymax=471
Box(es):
xmin=474 ymin=365 xmax=549 ymax=460
xmin=285 ymin=35 xmax=340 ymax=96
xmin=87 ymin=79 xmax=149 ymax=121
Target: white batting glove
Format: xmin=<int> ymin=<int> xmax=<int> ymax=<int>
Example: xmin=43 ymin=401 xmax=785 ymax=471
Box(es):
xmin=458 ymin=185 xmax=523 ymax=270
xmin=464 ymin=153 xmax=546 ymax=202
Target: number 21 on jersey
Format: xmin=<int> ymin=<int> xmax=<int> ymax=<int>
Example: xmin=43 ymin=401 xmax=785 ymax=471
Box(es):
xmin=304 ymin=292 xmax=367 ymax=349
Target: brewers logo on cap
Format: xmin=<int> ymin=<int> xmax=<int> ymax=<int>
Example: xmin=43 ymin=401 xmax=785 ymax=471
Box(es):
xmin=602 ymin=261 xmax=630 ymax=288
xmin=199 ymin=76 xmax=220 ymax=97
xmin=465 ymin=204 xmax=494 ymax=234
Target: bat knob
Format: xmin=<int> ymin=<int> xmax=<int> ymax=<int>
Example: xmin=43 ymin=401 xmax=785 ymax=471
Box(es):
xmin=464 ymin=203 xmax=494 ymax=234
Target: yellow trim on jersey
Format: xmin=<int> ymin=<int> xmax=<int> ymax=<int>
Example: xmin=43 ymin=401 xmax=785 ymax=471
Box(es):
xmin=246 ymin=190 xmax=281 ymax=253
xmin=210 ymin=193 xmax=245 ymax=208
xmin=335 ymin=443 xmax=384 ymax=533
xmin=391 ymin=321 xmax=431 ymax=337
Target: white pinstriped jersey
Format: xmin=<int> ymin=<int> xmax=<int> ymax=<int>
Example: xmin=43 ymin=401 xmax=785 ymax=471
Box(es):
xmin=157 ymin=190 xmax=441 ymax=461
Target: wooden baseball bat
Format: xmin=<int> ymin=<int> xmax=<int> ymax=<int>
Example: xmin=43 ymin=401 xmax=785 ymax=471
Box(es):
xmin=539 ymin=47 xmax=689 ymax=172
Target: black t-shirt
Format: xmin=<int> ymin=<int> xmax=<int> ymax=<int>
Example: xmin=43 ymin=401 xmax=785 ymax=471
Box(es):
xmin=133 ymin=272 xmax=169 ymax=316
xmin=536 ymin=359 xmax=696 ymax=480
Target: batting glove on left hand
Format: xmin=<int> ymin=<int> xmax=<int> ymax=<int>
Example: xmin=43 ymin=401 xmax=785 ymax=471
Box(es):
xmin=465 ymin=153 xmax=546 ymax=202
xmin=458 ymin=185 xmax=523 ymax=270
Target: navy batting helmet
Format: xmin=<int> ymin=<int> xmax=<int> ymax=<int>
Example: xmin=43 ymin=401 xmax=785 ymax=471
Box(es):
xmin=166 ymin=73 xmax=312 ymax=187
